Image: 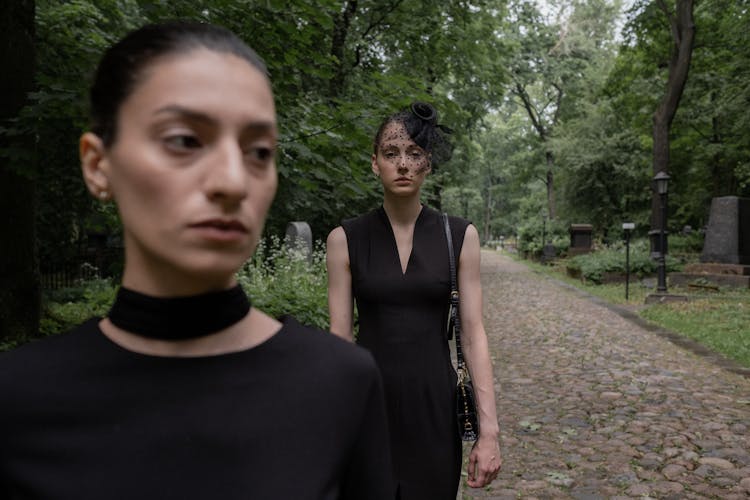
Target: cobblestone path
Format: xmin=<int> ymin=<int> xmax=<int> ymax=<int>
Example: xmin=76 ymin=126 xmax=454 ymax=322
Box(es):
xmin=459 ymin=251 xmax=750 ymax=499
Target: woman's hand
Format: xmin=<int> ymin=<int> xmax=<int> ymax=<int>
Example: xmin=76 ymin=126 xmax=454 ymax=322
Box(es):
xmin=466 ymin=435 xmax=501 ymax=488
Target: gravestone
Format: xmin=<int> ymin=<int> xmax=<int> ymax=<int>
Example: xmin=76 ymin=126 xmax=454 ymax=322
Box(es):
xmin=568 ymin=224 xmax=593 ymax=256
xmin=541 ymin=243 xmax=556 ymax=263
xmin=700 ymin=196 xmax=750 ymax=265
xmin=285 ymin=221 xmax=313 ymax=264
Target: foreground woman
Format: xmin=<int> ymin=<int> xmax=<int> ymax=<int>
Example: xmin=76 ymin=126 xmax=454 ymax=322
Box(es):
xmin=327 ymin=102 xmax=501 ymax=499
xmin=0 ymin=21 xmax=392 ymax=500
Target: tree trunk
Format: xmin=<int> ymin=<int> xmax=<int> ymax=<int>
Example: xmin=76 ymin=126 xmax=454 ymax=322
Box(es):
xmin=483 ymin=182 xmax=492 ymax=242
xmin=0 ymin=0 xmax=38 ymax=342
xmin=651 ymin=0 xmax=695 ymax=232
xmin=328 ymin=0 xmax=358 ymax=100
xmin=545 ymin=151 xmax=556 ymax=220
xmin=514 ymin=81 xmax=559 ymax=220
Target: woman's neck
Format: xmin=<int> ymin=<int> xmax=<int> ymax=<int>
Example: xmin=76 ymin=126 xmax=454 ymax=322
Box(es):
xmin=382 ymin=194 xmax=423 ymax=227
xmin=121 ymin=251 xmax=236 ymax=297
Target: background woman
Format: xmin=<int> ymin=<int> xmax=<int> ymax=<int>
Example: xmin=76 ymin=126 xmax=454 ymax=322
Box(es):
xmin=0 ymin=21 xmax=392 ymax=499
xmin=326 ymin=102 xmax=502 ymax=499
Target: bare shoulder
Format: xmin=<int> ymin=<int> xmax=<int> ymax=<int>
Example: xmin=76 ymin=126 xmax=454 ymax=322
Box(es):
xmin=463 ymin=223 xmax=480 ymax=241
xmin=326 ymin=225 xmax=347 ymax=248
xmin=462 ymin=223 xmax=481 ymax=253
xmin=326 ymin=226 xmax=349 ymax=268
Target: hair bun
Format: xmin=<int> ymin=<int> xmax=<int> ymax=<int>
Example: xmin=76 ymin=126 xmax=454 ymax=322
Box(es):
xmin=410 ymin=102 xmax=437 ymax=124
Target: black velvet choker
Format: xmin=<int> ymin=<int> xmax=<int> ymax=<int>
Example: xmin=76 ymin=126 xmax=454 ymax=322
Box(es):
xmin=107 ymin=285 xmax=251 ymax=340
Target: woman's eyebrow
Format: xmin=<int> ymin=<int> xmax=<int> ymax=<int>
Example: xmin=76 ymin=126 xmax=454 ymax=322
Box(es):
xmin=152 ymin=105 xmax=276 ymax=133
xmin=153 ymin=105 xmax=217 ymax=125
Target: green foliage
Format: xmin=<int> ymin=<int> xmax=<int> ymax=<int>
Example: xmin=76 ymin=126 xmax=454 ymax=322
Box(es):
xmin=6 ymin=0 xmax=750 ymax=329
xmin=606 ymin=0 xmax=750 ymax=230
xmin=237 ymin=236 xmax=330 ymax=331
xmin=516 ymin=216 xmax=568 ymax=258
xmin=19 ymin=236 xmax=332 ymax=348
xmin=566 ymin=239 xmax=681 ymax=284
xmin=668 ymin=232 xmax=704 ymax=255
xmin=2 ymin=0 xmax=516 ymax=265
xmin=441 ymin=186 xmax=484 ymax=224
xmin=0 ymin=0 xmax=143 ymax=266
xmin=39 ymin=278 xmax=117 ymax=338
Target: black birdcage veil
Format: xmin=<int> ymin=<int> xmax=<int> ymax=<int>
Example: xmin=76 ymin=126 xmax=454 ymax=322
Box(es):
xmin=387 ymin=102 xmax=453 ymax=168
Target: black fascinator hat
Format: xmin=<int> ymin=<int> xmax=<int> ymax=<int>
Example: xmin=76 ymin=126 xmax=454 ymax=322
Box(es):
xmin=374 ymin=101 xmax=454 ymax=168
xmin=410 ymin=102 xmax=437 ymax=123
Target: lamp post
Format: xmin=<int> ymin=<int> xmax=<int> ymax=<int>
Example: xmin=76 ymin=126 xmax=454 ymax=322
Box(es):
xmin=622 ymin=222 xmax=635 ymax=300
xmin=654 ymin=171 xmax=670 ymax=293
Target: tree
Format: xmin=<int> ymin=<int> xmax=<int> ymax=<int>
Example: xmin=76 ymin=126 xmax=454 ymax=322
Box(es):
xmin=650 ymin=0 xmax=695 ymax=235
xmin=0 ymin=0 xmax=37 ymax=341
xmin=506 ymin=0 xmax=619 ymax=220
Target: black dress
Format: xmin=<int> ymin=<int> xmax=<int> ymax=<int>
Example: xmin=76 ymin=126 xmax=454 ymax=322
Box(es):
xmin=342 ymin=206 xmax=469 ymax=500
xmin=0 ymin=316 xmax=393 ymax=499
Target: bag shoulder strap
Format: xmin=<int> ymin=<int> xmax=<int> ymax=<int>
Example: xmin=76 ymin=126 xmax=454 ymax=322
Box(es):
xmin=442 ymin=213 xmax=466 ymax=370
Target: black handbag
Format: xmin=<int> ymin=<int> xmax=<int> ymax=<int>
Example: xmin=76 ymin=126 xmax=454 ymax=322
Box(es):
xmin=442 ymin=213 xmax=479 ymax=442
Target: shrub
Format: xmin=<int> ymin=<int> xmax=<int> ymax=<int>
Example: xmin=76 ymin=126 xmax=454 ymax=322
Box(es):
xmin=517 ymin=217 xmax=568 ymax=258
xmin=669 ymin=231 xmax=704 ymax=256
xmin=237 ymin=236 xmax=331 ymax=331
xmin=567 ymin=239 xmax=681 ymax=284
xmin=26 ymin=237 xmax=333 ymax=346
xmin=39 ymin=278 xmax=118 ymax=337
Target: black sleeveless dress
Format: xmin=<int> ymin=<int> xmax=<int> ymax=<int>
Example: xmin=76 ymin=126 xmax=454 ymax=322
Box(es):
xmin=342 ymin=205 xmax=469 ymax=500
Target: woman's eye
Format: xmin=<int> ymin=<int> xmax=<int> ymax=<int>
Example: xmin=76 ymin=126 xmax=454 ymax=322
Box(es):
xmin=245 ymin=146 xmax=274 ymax=164
xmin=164 ymin=134 xmax=201 ymax=151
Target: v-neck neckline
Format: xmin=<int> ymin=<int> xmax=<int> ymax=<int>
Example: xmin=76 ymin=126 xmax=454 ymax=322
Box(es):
xmin=379 ymin=205 xmax=426 ymax=276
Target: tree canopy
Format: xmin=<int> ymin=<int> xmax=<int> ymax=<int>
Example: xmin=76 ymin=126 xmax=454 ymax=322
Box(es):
xmin=2 ymin=0 xmax=750 ymax=339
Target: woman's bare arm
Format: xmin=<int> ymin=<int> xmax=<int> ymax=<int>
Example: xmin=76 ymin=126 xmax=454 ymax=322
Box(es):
xmin=326 ymin=226 xmax=354 ymax=341
xmin=457 ymin=224 xmax=501 ymax=487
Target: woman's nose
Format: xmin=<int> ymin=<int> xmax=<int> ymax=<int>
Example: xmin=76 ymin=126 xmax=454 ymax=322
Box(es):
xmin=397 ymin=155 xmax=408 ymax=171
xmin=204 ymin=140 xmax=248 ymax=205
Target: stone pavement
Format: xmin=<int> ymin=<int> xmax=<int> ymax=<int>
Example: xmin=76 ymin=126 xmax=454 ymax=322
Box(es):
xmin=459 ymin=250 xmax=750 ymax=499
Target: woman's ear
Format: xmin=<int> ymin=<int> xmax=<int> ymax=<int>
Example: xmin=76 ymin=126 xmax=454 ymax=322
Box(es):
xmin=79 ymin=132 xmax=112 ymax=200
xmin=371 ymin=153 xmax=380 ymax=177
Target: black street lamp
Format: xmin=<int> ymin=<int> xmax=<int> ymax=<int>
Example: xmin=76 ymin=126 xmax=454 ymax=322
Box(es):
xmin=622 ymin=222 xmax=635 ymax=300
xmin=654 ymin=171 xmax=670 ymax=293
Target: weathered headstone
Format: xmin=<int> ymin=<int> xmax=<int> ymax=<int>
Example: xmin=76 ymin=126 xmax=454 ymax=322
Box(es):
xmin=568 ymin=224 xmax=593 ymax=256
xmin=285 ymin=221 xmax=313 ymax=264
xmin=541 ymin=244 xmax=556 ymax=263
xmin=700 ymin=196 xmax=750 ymax=265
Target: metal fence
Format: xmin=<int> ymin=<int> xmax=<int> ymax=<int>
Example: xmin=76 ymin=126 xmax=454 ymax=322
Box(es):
xmin=40 ymin=249 xmax=122 ymax=290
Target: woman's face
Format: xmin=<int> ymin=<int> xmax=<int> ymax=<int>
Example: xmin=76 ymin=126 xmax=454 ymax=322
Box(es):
xmin=81 ymin=49 xmax=277 ymax=294
xmin=372 ymin=121 xmax=430 ymax=196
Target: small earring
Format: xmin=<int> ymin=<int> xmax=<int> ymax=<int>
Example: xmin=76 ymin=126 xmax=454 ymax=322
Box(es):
xmin=98 ymin=190 xmax=109 ymax=201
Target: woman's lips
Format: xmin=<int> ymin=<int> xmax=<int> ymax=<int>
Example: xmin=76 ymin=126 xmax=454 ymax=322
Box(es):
xmin=189 ymin=219 xmax=248 ymax=242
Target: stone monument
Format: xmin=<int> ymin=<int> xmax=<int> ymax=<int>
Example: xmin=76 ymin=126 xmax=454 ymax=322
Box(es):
xmin=285 ymin=221 xmax=313 ymax=264
xmin=568 ymin=224 xmax=593 ymax=256
xmin=670 ymin=196 xmax=750 ymax=289
xmin=700 ymin=196 xmax=749 ymax=265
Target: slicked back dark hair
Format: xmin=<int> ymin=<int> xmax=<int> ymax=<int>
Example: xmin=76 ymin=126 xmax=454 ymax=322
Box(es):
xmin=89 ymin=21 xmax=268 ymax=146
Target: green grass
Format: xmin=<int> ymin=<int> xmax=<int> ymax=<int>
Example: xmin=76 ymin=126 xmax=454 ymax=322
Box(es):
xmin=517 ymin=254 xmax=750 ymax=369
xmin=640 ymin=297 xmax=750 ymax=367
